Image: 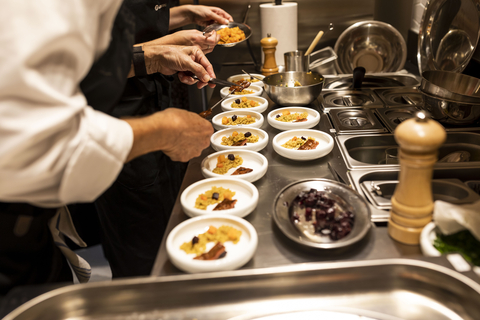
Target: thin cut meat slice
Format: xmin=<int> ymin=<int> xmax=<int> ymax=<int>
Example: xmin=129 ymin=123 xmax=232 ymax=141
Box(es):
xmin=194 ymin=242 xmax=226 ymax=260
xmin=293 ymin=118 xmax=308 ymax=122
xmin=232 ymin=139 xmax=247 ymax=146
xmin=231 ymin=167 xmax=253 ymax=175
xmin=213 ymin=198 xmax=237 ymax=210
xmin=298 ymin=138 xmax=319 ymax=150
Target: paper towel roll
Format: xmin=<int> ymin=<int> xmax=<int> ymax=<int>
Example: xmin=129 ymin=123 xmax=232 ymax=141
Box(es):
xmin=260 ymin=2 xmax=297 ymax=67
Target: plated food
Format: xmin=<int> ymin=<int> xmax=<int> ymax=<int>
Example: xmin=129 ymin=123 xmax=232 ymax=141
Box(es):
xmin=227 ymin=73 xmax=265 ymax=88
xmin=201 ymin=150 xmax=268 ymax=183
xmin=212 ymin=110 xmax=264 ymax=131
xmin=166 ymin=214 xmax=258 ymax=273
xmin=421 ymin=222 xmax=480 ymax=276
xmin=220 ymin=84 xmax=262 ymax=99
xmin=203 ymin=22 xmax=252 ymax=47
xmin=180 ymin=178 xmax=259 ymax=218
xmin=221 ymin=96 xmax=268 ymax=113
xmin=272 ymin=129 xmax=334 ymax=161
xmin=217 ymin=26 xmax=246 ymax=44
xmin=267 ymin=107 xmax=320 ymax=131
xmin=211 ymin=128 xmax=268 ymax=152
xmin=272 ymin=179 xmax=371 ymax=249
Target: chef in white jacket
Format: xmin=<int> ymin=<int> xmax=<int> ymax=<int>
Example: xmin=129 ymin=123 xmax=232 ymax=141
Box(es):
xmin=0 ymin=0 xmax=214 ymax=293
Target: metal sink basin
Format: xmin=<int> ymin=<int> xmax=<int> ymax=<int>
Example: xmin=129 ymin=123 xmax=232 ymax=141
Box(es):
xmin=4 ymin=259 xmax=480 ymax=320
xmin=348 ymin=167 xmax=480 ymax=221
xmin=337 ymin=133 xmax=480 ymax=170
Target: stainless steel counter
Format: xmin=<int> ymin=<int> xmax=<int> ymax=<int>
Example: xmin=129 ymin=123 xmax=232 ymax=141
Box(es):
xmin=151 ymin=85 xmax=426 ymax=277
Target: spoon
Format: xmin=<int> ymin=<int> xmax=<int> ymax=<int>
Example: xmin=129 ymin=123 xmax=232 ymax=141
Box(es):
xmin=241 ymin=69 xmax=264 ymax=81
xmin=198 ymin=88 xmax=237 ymax=118
xmin=304 ymin=23 xmax=334 ymax=56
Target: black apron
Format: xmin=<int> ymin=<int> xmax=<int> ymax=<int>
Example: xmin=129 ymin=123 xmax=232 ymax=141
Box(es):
xmin=0 ymin=2 xmax=135 ymax=294
xmin=92 ymin=0 xmax=191 ymax=278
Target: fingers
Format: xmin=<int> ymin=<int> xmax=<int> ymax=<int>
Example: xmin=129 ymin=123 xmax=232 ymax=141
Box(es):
xmin=212 ymin=8 xmax=233 ymax=24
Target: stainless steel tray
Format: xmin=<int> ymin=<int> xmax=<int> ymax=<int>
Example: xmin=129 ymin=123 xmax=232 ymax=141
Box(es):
xmin=4 ymin=259 xmax=480 ymax=320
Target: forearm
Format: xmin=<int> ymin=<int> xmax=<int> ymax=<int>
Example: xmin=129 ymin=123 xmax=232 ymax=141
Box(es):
xmin=169 ymin=6 xmax=194 ymax=30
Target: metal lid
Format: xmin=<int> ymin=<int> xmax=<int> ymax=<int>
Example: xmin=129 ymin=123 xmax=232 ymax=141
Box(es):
xmin=417 ymin=0 xmax=480 ymax=74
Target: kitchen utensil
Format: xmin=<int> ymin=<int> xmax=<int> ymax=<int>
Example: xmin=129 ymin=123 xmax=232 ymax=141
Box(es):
xmin=284 ymin=50 xmax=310 ymax=72
xmin=418 ymin=0 xmax=480 ymax=74
xmin=420 ymin=90 xmax=480 ymax=125
xmin=260 ymin=34 xmax=279 ymax=76
xmin=385 ymin=147 xmax=399 ymax=164
xmin=352 ymin=66 xmax=366 ymax=90
xmin=198 ymin=88 xmax=236 ymax=118
xmin=262 ymin=71 xmax=324 ymax=106
xmin=272 ymin=179 xmax=371 ymax=249
xmin=421 ymin=70 xmax=480 ymax=103
xmin=388 ymin=110 xmax=446 ymax=245
xmin=438 ymin=151 xmax=471 ymax=163
xmin=304 ymin=30 xmax=324 ymax=56
xmin=309 ymin=46 xmax=338 ymax=76
xmin=334 ymin=20 xmax=406 ymax=74
xmin=202 ymin=22 xmax=252 ymax=47
xmin=190 ymin=74 xmax=240 ymax=88
xmin=241 ymin=70 xmax=264 ymax=82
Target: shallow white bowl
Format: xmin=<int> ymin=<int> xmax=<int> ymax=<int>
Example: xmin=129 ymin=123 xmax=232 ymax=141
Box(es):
xmin=221 ymin=96 xmax=269 ymax=114
xmin=211 ymin=127 xmax=269 ymax=152
xmin=272 ymin=129 xmax=334 ymax=161
xmin=180 ymin=177 xmax=259 ymax=218
xmin=212 ymin=110 xmax=264 ymax=131
xmin=166 ymin=214 xmax=258 ymax=273
xmin=227 ymin=73 xmax=265 ymax=88
xmin=267 ymin=107 xmax=320 ymax=131
xmin=420 ymin=222 xmax=480 ymax=276
xmin=220 ymin=84 xmax=263 ymax=98
xmin=201 ymin=150 xmax=268 ymax=183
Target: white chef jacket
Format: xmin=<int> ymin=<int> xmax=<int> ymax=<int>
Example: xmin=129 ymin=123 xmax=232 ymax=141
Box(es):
xmin=0 ymin=0 xmax=134 ymax=208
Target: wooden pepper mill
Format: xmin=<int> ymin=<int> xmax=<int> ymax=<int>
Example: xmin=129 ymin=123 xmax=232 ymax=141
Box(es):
xmin=388 ymin=111 xmax=446 ymax=245
xmin=260 ymin=33 xmax=279 ymax=76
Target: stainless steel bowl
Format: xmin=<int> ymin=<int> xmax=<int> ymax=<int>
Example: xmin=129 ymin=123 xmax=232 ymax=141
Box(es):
xmin=420 ymin=90 xmax=480 ymax=125
xmin=334 ymin=21 xmax=407 ymax=74
xmin=272 ymin=179 xmax=371 ymax=249
xmin=203 ymin=22 xmax=252 ymax=48
xmin=421 ymin=70 xmax=480 ymax=103
xmin=263 ymin=71 xmax=324 ymax=106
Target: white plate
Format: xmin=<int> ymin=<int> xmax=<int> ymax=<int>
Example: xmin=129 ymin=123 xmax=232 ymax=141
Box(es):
xmin=212 ymin=110 xmax=264 ymax=131
xmin=227 ymin=73 xmax=265 ymax=88
xmin=420 ymin=222 xmax=480 ymax=277
xmin=180 ymin=177 xmax=259 ymax=218
xmin=211 ymin=127 xmax=269 ymax=152
xmin=220 ymin=84 xmax=263 ymax=98
xmin=201 ymin=150 xmax=268 ymax=183
xmin=221 ymin=96 xmax=269 ymax=114
xmin=267 ymin=107 xmax=320 ymax=131
xmin=272 ymin=129 xmax=334 ymax=161
xmin=166 ymin=214 xmax=258 ymax=273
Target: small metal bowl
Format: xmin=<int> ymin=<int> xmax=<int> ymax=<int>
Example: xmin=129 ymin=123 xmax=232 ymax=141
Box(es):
xmin=203 ymin=22 xmax=252 ymax=48
xmin=420 ymin=90 xmax=480 ymax=125
xmin=272 ymin=179 xmax=371 ymax=249
xmin=263 ymin=71 xmax=324 ymax=106
xmin=334 ymin=21 xmax=406 ymax=74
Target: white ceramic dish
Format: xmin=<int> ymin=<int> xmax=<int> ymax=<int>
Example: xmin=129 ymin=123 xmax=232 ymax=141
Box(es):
xmin=272 ymin=129 xmax=334 ymax=161
xmin=211 ymin=127 xmax=269 ymax=152
xmin=180 ymin=177 xmax=259 ymax=218
xmin=201 ymin=150 xmax=268 ymax=183
xmin=166 ymin=214 xmax=258 ymax=273
xmin=227 ymin=73 xmax=265 ymax=88
xmin=220 ymin=84 xmax=263 ymax=99
xmin=212 ymin=110 xmax=264 ymax=131
xmin=267 ymin=107 xmax=320 ymax=131
xmin=420 ymin=222 xmax=480 ymax=276
xmin=221 ymin=96 xmax=269 ymax=114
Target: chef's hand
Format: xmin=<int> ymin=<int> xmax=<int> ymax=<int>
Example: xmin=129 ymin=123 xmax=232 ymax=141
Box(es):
xmin=124 ymin=108 xmax=213 ymax=163
xmin=143 ymin=30 xmax=220 ymax=54
xmin=138 ymin=44 xmax=216 ymax=89
xmin=170 ymin=5 xmax=233 ymax=29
